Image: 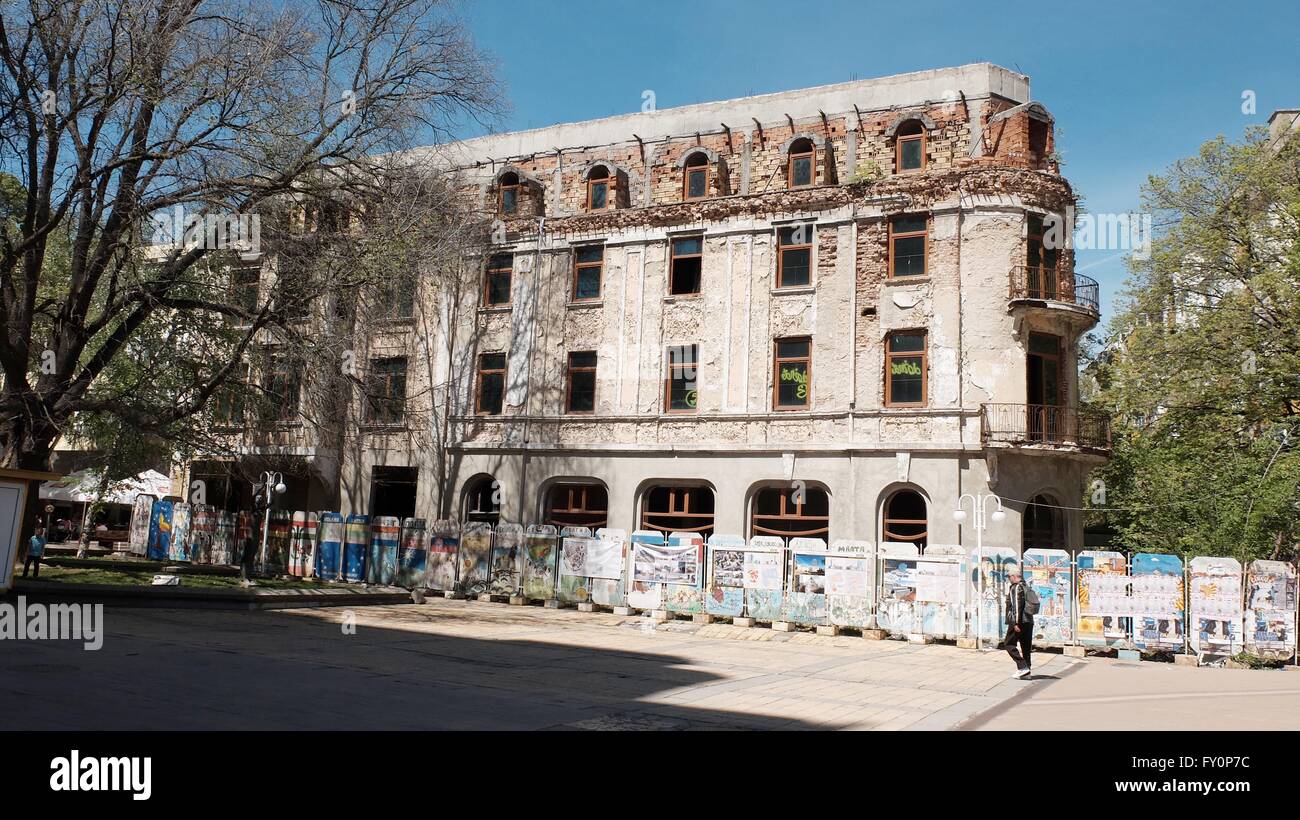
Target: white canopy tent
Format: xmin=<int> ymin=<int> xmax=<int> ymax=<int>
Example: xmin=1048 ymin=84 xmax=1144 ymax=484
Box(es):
xmin=40 ymin=468 xmax=173 ymax=505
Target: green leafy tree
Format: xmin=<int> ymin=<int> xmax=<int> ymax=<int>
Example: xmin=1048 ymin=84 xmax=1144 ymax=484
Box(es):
xmin=1090 ymin=123 xmax=1300 ymax=562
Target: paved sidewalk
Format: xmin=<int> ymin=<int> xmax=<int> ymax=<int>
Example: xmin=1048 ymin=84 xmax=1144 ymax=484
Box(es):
xmin=2 ymin=597 xmax=1060 ymax=730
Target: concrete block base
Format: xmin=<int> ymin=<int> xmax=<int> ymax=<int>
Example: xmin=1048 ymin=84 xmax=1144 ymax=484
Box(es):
xmin=1174 ymin=653 xmax=1198 ymax=667
xmin=907 ymin=633 xmax=933 ymax=644
xmin=861 ymin=628 xmax=888 ymax=640
xmin=956 ymin=637 xmax=978 ymax=650
xmin=612 ymin=606 xmax=634 ymax=616
xmin=815 ymin=625 xmax=841 ymax=637
xmin=1117 ymin=649 xmax=1142 ymax=662
xmin=772 ymin=621 xmax=795 ymax=633
xmin=692 ymin=613 xmax=715 ymax=624
xmin=543 ymin=599 xmax=563 ymax=609
xmin=476 ymin=593 xmax=494 ymax=603
xmin=649 ymin=610 xmax=673 ymax=623
xmin=1063 ymin=645 xmax=1086 ymax=658
xmin=577 ymin=602 xmax=597 ymax=612
xmin=442 ymin=590 xmax=465 ymax=600
xmin=732 ymin=617 xmax=756 ymax=628
xmin=508 ymin=595 xmax=528 ymax=606
xmin=1285 ymin=664 xmax=1300 ymax=672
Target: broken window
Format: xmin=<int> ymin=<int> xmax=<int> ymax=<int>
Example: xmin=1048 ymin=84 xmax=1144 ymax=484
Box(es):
xmin=670 ymin=236 xmax=703 ymax=295
xmin=889 ymin=215 xmax=927 ymax=277
xmin=773 ymin=337 xmax=811 ymax=410
xmin=664 ymin=344 xmax=699 ymax=412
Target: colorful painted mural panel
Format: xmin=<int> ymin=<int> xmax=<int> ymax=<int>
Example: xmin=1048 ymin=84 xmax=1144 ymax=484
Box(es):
xmin=425 ymin=520 xmax=460 ymax=592
xmin=1189 ymin=556 xmax=1243 ymax=658
xmin=521 ymin=526 xmax=559 ymax=600
xmin=1246 ymin=560 xmax=1297 ymax=660
xmin=1131 ymin=553 xmax=1185 ymax=652
xmin=1075 ymin=550 xmax=1129 ymax=647
xmin=1023 ymin=549 xmax=1073 ymax=646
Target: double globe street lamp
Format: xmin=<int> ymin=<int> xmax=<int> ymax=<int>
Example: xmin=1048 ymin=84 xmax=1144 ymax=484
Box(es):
xmin=954 ymin=492 xmax=1006 ymax=649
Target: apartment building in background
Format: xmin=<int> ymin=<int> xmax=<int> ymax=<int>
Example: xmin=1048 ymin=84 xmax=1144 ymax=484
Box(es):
xmin=194 ymin=63 xmax=1110 ymax=554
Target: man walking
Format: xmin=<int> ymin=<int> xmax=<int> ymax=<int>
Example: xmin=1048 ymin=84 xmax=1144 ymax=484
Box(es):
xmin=22 ymin=525 xmax=46 ymax=579
xmin=1004 ymin=571 xmax=1038 ymax=678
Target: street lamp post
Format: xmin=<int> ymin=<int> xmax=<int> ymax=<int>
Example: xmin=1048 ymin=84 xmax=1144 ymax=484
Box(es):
xmin=248 ymin=471 xmax=285 ymax=582
xmin=954 ymin=492 xmax=1006 ymax=650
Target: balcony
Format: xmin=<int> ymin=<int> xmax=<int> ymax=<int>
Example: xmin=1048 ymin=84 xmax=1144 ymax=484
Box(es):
xmin=1008 ymin=265 xmax=1100 ymax=316
xmin=980 ymin=403 xmax=1111 ymax=453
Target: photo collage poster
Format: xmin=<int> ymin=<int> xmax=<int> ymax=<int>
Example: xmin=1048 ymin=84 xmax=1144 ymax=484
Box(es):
xmin=782 ymin=538 xmax=828 ymax=625
xmin=1131 ymin=553 xmax=1185 ymax=651
xmin=1075 ymin=550 xmax=1128 ymax=646
xmin=705 ymin=535 xmax=746 ymax=618
xmin=1189 ymin=556 xmax=1242 ymax=656
xmin=1246 ymin=560 xmax=1298 ymax=659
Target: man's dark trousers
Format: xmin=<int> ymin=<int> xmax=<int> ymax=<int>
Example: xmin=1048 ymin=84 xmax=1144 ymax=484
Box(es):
xmin=1004 ymin=620 xmax=1033 ymax=671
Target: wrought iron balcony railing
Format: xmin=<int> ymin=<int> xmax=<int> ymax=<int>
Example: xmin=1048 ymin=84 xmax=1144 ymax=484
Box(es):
xmin=980 ymin=403 xmax=1111 ymax=452
xmin=1009 ymin=265 xmax=1100 ymax=315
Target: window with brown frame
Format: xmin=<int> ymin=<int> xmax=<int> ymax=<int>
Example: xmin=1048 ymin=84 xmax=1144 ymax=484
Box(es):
xmin=463 ymin=476 xmax=500 ymax=525
xmin=364 ymin=357 xmax=407 ymax=426
xmin=641 ymin=486 xmax=715 ymax=537
xmin=895 ymin=119 xmax=926 ymax=172
xmin=565 ymin=351 xmax=597 ymax=413
xmin=889 ymin=215 xmax=927 ymax=277
xmin=586 ymin=166 xmax=611 ymax=211
xmin=683 ymin=152 xmax=710 ymax=200
xmin=498 ymin=172 xmax=520 ymax=216
xmin=572 ymin=245 xmax=603 ymax=300
xmin=773 ymin=337 xmax=811 ymax=410
xmin=546 ymin=483 xmax=608 ymax=530
xmin=476 ymin=352 xmax=506 ymax=415
xmin=883 ymin=489 xmax=927 ymax=550
xmin=1027 ymin=214 xmax=1060 ymax=298
xmin=777 ymin=225 xmax=813 ymax=288
xmin=751 ymin=486 xmax=829 ymax=540
xmin=787 ymin=138 xmax=815 ymax=188
xmin=484 ymin=253 xmax=512 ymax=306
xmin=664 ymin=344 xmax=699 ymax=412
xmin=260 ymin=352 xmax=301 ymax=423
xmin=669 ymin=236 xmax=702 ymax=295
xmin=885 ymin=330 xmax=927 ymax=407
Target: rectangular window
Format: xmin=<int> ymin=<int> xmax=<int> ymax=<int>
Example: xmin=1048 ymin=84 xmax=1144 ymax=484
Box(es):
xmin=262 ymin=354 xmax=301 ymax=422
xmin=572 ymin=245 xmax=603 ymax=301
xmin=777 ymin=226 xmax=813 ymax=288
xmin=773 ymin=338 xmax=811 ymax=410
xmin=499 ymin=184 xmax=518 ymax=216
xmin=664 ymin=344 xmax=699 ymax=413
xmin=670 ymin=236 xmax=702 ymax=295
xmin=484 ymin=254 xmax=512 ymax=306
xmin=232 ymin=265 xmax=260 ymax=317
xmin=476 ymin=352 xmax=506 ymax=415
xmin=1026 ymin=214 xmax=1059 ymax=299
xmin=365 ymin=357 xmax=408 ymax=426
xmin=379 ymin=276 xmax=416 ymax=320
xmin=889 ymin=215 xmax=927 ymax=277
xmin=789 ymin=151 xmax=814 ymax=187
xmin=885 ymin=331 xmax=927 ymax=407
xmin=565 ymin=351 xmax=597 ymax=414
xmin=588 ymin=178 xmax=608 ymax=210
xmin=685 ymin=166 xmax=709 ymax=200
xmin=898 ymin=135 xmax=924 ymax=171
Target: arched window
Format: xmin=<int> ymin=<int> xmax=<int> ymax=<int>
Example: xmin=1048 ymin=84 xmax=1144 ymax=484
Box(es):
xmin=463 ymin=476 xmax=500 ymax=526
xmin=895 ymin=119 xmax=926 ymax=172
xmin=1023 ymin=494 xmax=1065 ymax=550
xmin=498 ymin=172 xmax=520 ymax=216
xmin=546 ymin=483 xmax=608 ymax=530
xmin=641 ymin=485 xmax=714 ymax=537
xmin=787 ymin=137 xmax=816 ymax=188
xmin=683 ymin=151 xmax=710 ymax=200
xmin=883 ymin=489 xmax=927 ymax=550
xmin=751 ymin=485 xmax=829 ymax=541
xmin=586 ymin=166 xmax=611 ymax=211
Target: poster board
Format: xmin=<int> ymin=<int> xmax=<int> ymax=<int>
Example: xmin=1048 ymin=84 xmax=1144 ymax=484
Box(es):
xmin=146 ymin=500 xmax=174 ymax=561
xmin=425 ymin=519 xmax=460 ymax=592
xmin=877 ymin=541 xmax=921 ymax=636
xmin=826 ymin=540 xmax=874 ymax=629
xmin=521 ymin=525 xmax=559 ymax=600
xmin=457 ymin=522 xmax=492 ymax=595
xmin=1246 ymin=560 xmax=1297 ymax=660
xmin=662 ymin=532 xmax=706 ymax=614
xmin=367 ymin=516 xmax=401 ymax=586
xmin=1023 ymin=548 xmax=1073 ymax=646
xmin=705 ymin=534 xmax=746 ymax=618
xmin=342 ymin=514 xmax=369 ymax=582
xmin=782 ymin=538 xmax=829 ymax=625
xmin=743 ymin=536 xmax=786 ymax=621
xmin=315 ymin=512 xmax=344 ymax=581
xmin=625 ymin=530 xmax=666 ymax=610
xmin=168 ymin=502 xmax=192 ymax=562
xmin=1188 ymin=556 xmax=1242 ymax=658
xmin=1075 ymin=550 xmax=1129 ymax=646
xmin=288 ymin=511 xmax=318 ymax=578
xmin=127 ymin=494 xmax=153 ymax=557
xmin=397 ymin=518 xmax=427 ymax=589
xmin=1131 ymin=553 xmax=1185 ymax=652
xmin=589 ymin=528 xmax=627 ymax=607
xmin=489 ymin=523 xmax=525 ymax=596
xmin=556 ymin=527 xmax=595 ymax=603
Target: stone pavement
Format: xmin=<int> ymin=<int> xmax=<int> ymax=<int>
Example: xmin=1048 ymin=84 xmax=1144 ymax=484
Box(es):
xmin=966 ymin=654 xmax=1300 ymax=731
xmin=1 ymin=596 xmax=1062 ymax=730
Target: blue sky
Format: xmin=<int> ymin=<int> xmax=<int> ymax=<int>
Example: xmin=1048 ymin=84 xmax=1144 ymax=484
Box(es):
xmin=461 ymin=0 xmax=1300 ymax=326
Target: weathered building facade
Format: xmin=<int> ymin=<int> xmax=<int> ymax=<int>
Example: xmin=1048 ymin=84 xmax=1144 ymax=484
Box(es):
xmin=207 ymin=63 xmax=1109 ymax=554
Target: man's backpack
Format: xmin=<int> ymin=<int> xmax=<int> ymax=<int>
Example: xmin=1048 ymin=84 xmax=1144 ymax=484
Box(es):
xmin=1023 ymin=584 xmax=1040 ymax=616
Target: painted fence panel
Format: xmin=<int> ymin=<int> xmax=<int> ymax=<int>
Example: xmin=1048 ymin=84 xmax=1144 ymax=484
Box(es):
xmin=783 ymin=538 xmax=829 ymax=626
xmin=458 ymin=523 xmax=492 ymax=596
xmin=425 ymin=520 xmax=460 ymax=592
xmin=169 ymin=503 xmax=192 ymax=562
xmin=521 ymin=525 xmax=559 ymax=600
xmin=489 ymin=523 xmax=525 ymax=595
xmin=1023 ymin=549 xmax=1073 ymax=646
xmin=263 ymin=510 xmax=291 ymax=576
xmin=212 ymin=511 xmax=235 ymax=566
xmin=662 ymin=532 xmax=706 ymax=614
xmin=288 ymin=511 xmax=318 ymax=578
xmin=1189 ymin=557 xmax=1243 ymax=658
xmin=827 ymin=540 xmax=874 ymax=629
xmin=1131 ymin=553 xmax=1185 ymax=652
xmin=1076 ymin=550 xmax=1129 ymax=647
xmin=367 ymin=516 xmax=401 ymax=586
xmin=556 ymin=527 xmax=595 ymax=604
xmin=398 ymin=518 xmax=428 ymax=589
xmin=1246 ymin=560 xmax=1297 ymax=660
xmin=743 ymin=536 xmax=785 ymax=621
xmin=589 ymin=528 xmax=628 ymax=607
xmin=128 ymin=494 xmax=153 ymax=557
xmin=626 ymin=531 xmax=667 ymax=611
xmin=705 ymin=535 xmax=746 ymax=618
xmin=190 ymin=506 xmax=216 ymax=565
xmin=342 ymin=514 xmax=369 ymax=583
xmin=917 ymin=545 xmax=964 ymax=639
xmin=971 ymin=547 xmax=1018 ymax=644
xmin=315 ymin=513 xmax=343 ymax=581
xmin=146 ymin=500 xmax=173 ymax=561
